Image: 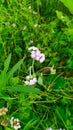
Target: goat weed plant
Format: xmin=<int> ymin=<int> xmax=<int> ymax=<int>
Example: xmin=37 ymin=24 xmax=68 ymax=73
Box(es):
xmin=0 ymin=0 xmax=73 ymax=130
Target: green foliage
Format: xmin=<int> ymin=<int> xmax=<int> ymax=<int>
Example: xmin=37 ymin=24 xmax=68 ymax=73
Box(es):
xmin=8 ymin=85 xmax=41 ymax=93
xmin=60 ymin=0 xmax=73 ymax=14
xmin=0 ymin=0 xmax=73 ymax=130
xmin=23 ymin=119 xmax=37 ymax=130
xmin=0 ymin=54 xmax=24 ymax=92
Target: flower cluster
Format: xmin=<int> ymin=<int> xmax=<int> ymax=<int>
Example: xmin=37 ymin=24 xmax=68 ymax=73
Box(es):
xmin=24 ymin=75 xmax=37 ymax=85
xmin=46 ymin=128 xmax=65 ymax=130
xmin=0 ymin=107 xmax=8 ymax=116
xmin=24 ymin=46 xmax=45 ymax=86
xmin=10 ymin=117 xmax=21 ymax=130
xmin=0 ymin=107 xmax=21 ymax=130
xmin=28 ymin=46 xmax=45 ymax=63
xmin=46 ymin=128 xmax=52 ymax=130
xmin=1 ymin=119 xmax=8 ymax=127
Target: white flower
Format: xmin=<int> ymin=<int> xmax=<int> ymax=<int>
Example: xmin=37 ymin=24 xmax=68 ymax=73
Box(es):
xmin=24 ymin=80 xmax=30 ymax=85
xmin=39 ymin=53 xmax=45 ymax=63
xmin=30 ymin=40 xmax=34 ymax=44
xmin=46 ymin=128 xmax=52 ymax=130
xmin=32 ymin=77 xmax=37 ymax=83
xmin=28 ymin=46 xmax=38 ymax=51
xmin=23 ymin=26 xmax=27 ymax=30
xmin=34 ymin=24 xmax=38 ymax=27
xmin=10 ymin=117 xmax=21 ymax=130
xmin=33 ymin=11 xmax=37 ymax=14
xmin=28 ymin=6 xmax=31 ymax=9
xmin=14 ymin=125 xmax=21 ymax=130
xmin=24 ymin=75 xmax=37 ymax=85
xmin=12 ymin=23 xmax=16 ymax=27
xmin=26 ymin=75 xmax=31 ymax=80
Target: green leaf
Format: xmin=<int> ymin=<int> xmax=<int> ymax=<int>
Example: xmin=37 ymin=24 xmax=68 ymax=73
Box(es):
xmin=60 ymin=0 xmax=73 ymax=14
xmin=9 ymin=77 xmax=19 ymax=85
xmin=67 ymin=58 xmax=73 ymax=67
xmin=7 ymin=58 xmax=24 ymax=80
xmin=8 ymin=85 xmax=41 ymax=93
xmin=5 ymin=127 xmax=12 ymax=130
xmin=56 ymin=106 xmax=67 ymax=128
xmin=0 ymin=70 xmax=7 ymax=90
xmin=0 ymin=54 xmax=11 ymax=88
xmin=0 ymin=93 xmax=10 ymax=100
xmin=53 ymin=77 xmax=66 ymax=89
xmin=15 ymin=45 xmax=22 ymax=54
xmin=38 ymin=76 xmax=43 ymax=85
xmin=23 ymin=119 xmax=37 ymax=130
xmin=56 ymin=10 xmax=63 ymax=20
xmin=4 ymin=53 xmax=11 ymax=72
xmin=45 ymin=74 xmax=66 ymax=89
xmin=0 ymin=126 xmax=3 ymax=130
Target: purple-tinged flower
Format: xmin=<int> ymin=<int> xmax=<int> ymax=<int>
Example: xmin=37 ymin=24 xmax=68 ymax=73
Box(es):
xmin=29 ymin=78 xmax=37 ymax=85
xmin=24 ymin=75 xmax=37 ymax=85
xmin=35 ymin=50 xmax=41 ymax=56
xmin=34 ymin=50 xmax=41 ymax=60
xmin=29 ymin=79 xmax=35 ymax=85
xmin=35 ymin=56 xmax=40 ymax=61
xmin=33 ymin=77 xmax=37 ymax=83
xmin=28 ymin=46 xmax=45 ymax=63
xmin=39 ymin=53 xmax=45 ymax=63
xmin=31 ymin=51 xmax=36 ymax=59
xmin=31 ymin=50 xmax=40 ymax=61
xmin=30 ymin=49 xmax=41 ymax=60
xmin=46 ymin=128 xmax=52 ymax=130
xmin=28 ymin=46 xmax=38 ymax=51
